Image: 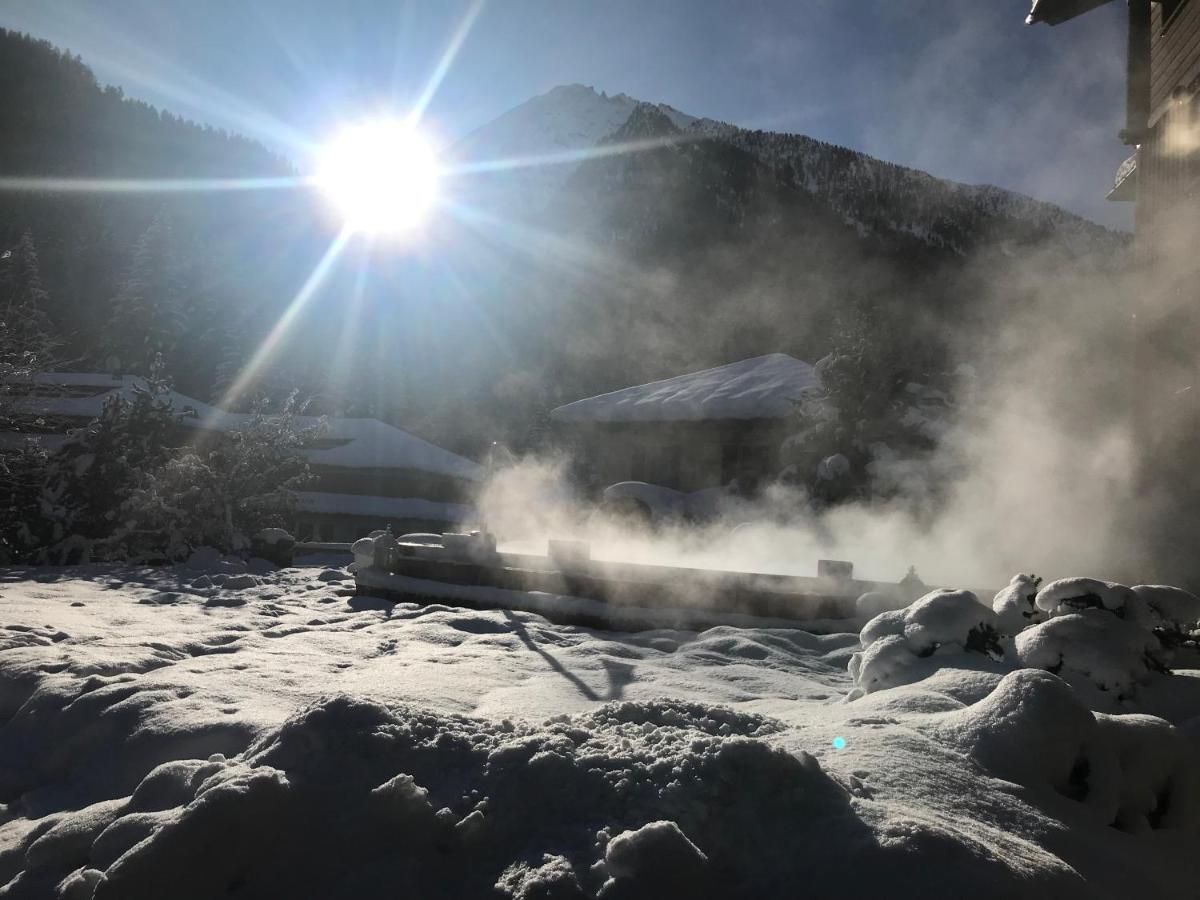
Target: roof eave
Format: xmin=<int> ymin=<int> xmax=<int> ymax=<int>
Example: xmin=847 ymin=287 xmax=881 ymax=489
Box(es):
xmin=1025 ymin=0 xmax=1117 ymax=26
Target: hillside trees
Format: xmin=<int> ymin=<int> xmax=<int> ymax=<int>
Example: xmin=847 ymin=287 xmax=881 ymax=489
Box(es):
xmin=33 ymin=359 xmax=314 ymax=563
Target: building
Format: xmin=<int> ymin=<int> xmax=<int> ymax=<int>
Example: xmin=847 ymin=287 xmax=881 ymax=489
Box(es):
xmin=1029 ymin=0 xmax=1200 ymax=578
xmin=550 ymin=354 xmax=819 ymax=491
xmin=1028 ymin=0 xmax=1200 ymax=441
xmin=2 ymin=373 xmax=481 ymax=542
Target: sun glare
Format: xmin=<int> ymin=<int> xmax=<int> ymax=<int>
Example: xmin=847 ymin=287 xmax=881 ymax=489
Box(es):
xmin=316 ymin=119 xmax=439 ymax=235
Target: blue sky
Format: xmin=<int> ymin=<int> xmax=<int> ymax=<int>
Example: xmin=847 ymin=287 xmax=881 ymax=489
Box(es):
xmin=0 ymin=0 xmax=1132 ymax=228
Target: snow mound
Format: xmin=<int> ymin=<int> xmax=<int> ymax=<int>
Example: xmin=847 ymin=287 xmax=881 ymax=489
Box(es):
xmin=1130 ymin=584 xmax=1200 ymax=631
xmin=1035 ymin=577 xmax=1132 ymax=616
xmin=933 ymin=668 xmax=1200 ymax=834
xmin=600 ymin=820 xmax=709 ymax=898
xmin=851 ymin=590 xmax=1000 ymax=693
xmin=1014 ymin=610 xmax=1164 ymax=699
xmin=64 ymin=696 xmax=866 ymax=899
xmin=992 ymin=573 xmax=1045 ymax=634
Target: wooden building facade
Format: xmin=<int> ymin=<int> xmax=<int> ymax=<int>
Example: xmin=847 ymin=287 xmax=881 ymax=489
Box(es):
xmin=1030 ymin=0 xmax=1200 ymax=574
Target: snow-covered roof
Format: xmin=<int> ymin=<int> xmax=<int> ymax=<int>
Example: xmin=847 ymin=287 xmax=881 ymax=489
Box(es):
xmin=295 ymin=492 xmax=471 ymax=523
xmin=551 ymin=354 xmax=818 ymax=424
xmin=1025 ymin=0 xmax=1115 ymax=26
xmin=6 ymin=373 xmax=482 ymax=481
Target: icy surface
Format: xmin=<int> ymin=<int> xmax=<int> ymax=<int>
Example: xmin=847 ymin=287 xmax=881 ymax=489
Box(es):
xmin=551 ymin=354 xmax=818 ymax=423
xmin=1 ymin=566 xmax=1199 ymax=897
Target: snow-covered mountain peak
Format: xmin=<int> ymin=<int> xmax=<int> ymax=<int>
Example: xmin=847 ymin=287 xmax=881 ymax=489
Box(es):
xmin=454 ymin=84 xmax=696 ymax=164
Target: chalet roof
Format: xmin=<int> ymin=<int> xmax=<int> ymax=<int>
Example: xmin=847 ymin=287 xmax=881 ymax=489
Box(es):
xmin=551 ymin=353 xmax=819 ymax=424
xmin=6 ymin=373 xmax=482 ymax=481
xmin=1025 ymin=0 xmax=1116 ymax=26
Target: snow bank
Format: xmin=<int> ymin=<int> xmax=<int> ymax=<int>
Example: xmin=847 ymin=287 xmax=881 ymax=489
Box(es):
xmin=933 ymin=669 xmax=1200 ymax=835
xmin=5 ymin=565 xmax=1200 ymax=897
xmin=43 ymin=696 xmax=862 ymax=899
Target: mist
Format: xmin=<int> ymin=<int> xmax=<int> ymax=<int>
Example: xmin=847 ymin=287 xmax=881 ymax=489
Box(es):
xmin=475 ymin=229 xmax=1155 ymax=593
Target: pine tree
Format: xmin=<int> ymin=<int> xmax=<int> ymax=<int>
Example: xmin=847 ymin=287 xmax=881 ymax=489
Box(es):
xmin=0 ymin=230 xmax=58 ymax=376
xmin=103 ymin=212 xmax=187 ymax=376
xmin=39 ymin=355 xmax=183 ymax=562
xmin=121 ymin=391 xmax=316 ymax=557
xmin=0 ymin=230 xmax=60 ymax=430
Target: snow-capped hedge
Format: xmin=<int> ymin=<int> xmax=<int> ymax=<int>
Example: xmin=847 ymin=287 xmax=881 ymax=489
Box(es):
xmin=851 ymin=576 xmax=1200 ymax=706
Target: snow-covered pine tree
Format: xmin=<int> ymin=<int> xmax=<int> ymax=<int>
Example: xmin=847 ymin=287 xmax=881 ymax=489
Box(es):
xmin=103 ymin=211 xmax=187 ymax=377
xmin=39 ymin=355 xmax=184 ymax=562
xmin=0 ymin=230 xmax=60 ymax=416
xmin=120 ymin=390 xmax=317 ymax=556
xmin=0 ymin=231 xmax=62 ymax=561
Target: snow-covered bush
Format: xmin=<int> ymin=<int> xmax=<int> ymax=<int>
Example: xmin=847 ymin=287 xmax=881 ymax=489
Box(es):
xmin=1014 ymin=611 xmax=1164 ymax=700
xmin=1034 ymin=577 xmax=1133 ymax=617
xmin=856 ymin=572 xmax=1200 ymax=706
xmin=34 ymin=369 xmax=314 ymax=563
xmin=116 ymin=396 xmax=315 ymax=559
xmin=850 ymin=589 xmax=1001 ymax=693
xmin=933 ymin=668 xmax=1200 ymax=834
xmin=991 ymin=573 xmax=1044 ymax=634
xmin=37 ymin=359 xmax=182 ymax=562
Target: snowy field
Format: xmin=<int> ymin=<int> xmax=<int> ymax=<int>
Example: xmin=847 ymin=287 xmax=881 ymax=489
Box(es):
xmin=2 ymin=561 xmax=1200 ymax=898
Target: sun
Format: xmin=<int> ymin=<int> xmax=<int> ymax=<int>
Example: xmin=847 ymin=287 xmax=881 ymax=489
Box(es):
xmin=315 ymin=119 xmax=439 ymax=235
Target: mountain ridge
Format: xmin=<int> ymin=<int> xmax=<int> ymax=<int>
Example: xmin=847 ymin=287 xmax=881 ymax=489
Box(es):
xmin=457 ymin=83 xmax=1125 ymax=258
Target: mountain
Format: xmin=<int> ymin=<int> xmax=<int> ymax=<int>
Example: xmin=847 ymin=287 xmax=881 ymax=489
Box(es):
xmin=0 ymin=33 xmax=1130 ymax=455
xmin=452 ymin=84 xmax=696 ymax=194
xmin=455 ymin=84 xmax=1124 ymax=259
xmin=437 ymin=85 xmax=1129 ymax=444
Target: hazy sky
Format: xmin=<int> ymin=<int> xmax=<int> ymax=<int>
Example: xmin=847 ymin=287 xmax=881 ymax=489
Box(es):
xmin=0 ymin=0 xmax=1132 ymax=228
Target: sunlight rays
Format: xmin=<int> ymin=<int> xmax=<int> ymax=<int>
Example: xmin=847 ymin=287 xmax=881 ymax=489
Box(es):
xmin=408 ymin=0 xmax=487 ymax=126
xmin=444 ymin=133 xmax=689 ymax=177
xmin=218 ymin=226 xmax=353 ymax=413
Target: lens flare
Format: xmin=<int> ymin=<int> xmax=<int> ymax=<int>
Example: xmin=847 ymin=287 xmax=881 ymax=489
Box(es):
xmin=316 ymin=119 xmax=439 ymax=235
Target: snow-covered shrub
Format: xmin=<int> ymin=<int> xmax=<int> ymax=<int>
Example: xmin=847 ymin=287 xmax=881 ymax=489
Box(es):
xmin=933 ymin=668 xmax=1200 ymax=835
xmin=1015 ymin=611 xmax=1165 ymax=700
xmin=117 ymin=397 xmax=314 ymax=559
xmin=1128 ymin=585 xmax=1200 ymax=665
xmin=932 ymin=669 xmax=1111 ymax=818
xmin=1034 ymin=577 xmax=1133 ymax=617
xmin=34 ymin=370 xmax=315 ymax=563
xmin=850 ymin=589 xmax=1001 ymax=693
xmin=991 ymin=573 xmax=1044 ymax=634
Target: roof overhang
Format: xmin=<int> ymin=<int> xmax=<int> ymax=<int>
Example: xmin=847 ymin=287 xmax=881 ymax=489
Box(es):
xmin=1107 ymin=151 xmax=1138 ymax=201
xmin=1026 ymin=0 xmax=1117 ymax=25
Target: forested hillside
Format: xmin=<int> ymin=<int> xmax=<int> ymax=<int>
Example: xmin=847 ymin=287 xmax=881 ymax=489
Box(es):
xmin=0 ymin=29 xmax=321 ymax=403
